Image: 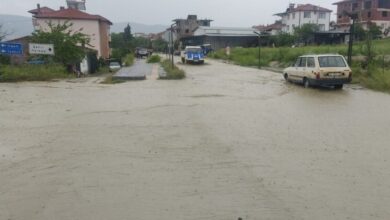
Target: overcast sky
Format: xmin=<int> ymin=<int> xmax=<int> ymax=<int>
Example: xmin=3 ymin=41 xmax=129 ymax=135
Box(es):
xmin=0 ymin=0 xmax=337 ymax=26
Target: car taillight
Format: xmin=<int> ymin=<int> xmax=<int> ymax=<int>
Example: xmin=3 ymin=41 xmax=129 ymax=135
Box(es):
xmin=316 ymin=72 xmax=321 ymax=79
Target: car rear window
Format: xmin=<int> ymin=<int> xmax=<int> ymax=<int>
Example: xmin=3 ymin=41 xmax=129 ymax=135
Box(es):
xmin=318 ymin=56 xmax=346 ymax=67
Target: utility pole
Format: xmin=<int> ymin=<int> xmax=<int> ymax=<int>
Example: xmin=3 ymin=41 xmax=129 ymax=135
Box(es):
xmin=254 ymin=31 xmax=262 ymax=68
xmin=170 ymin=23 xmax=175 ymax=68
xmin=344 ymin=11 xmax=358 ymax=66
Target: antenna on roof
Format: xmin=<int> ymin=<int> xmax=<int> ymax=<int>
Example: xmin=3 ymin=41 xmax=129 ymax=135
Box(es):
xmin=66 ymin=0 xmax=86 ymax=10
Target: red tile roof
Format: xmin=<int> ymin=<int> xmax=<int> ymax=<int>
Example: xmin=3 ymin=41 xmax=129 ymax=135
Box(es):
xmin=32 ymin=8 xmax=112 ymax=25
xmin=292 ymin=4 xmax=332 ymax=12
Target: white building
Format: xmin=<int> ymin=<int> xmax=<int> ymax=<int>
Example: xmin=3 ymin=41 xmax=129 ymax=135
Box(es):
xmin=275 ymin=4 xmax=332 ymax=34
xmin=28 ymin=5 xmax=112 ymax=59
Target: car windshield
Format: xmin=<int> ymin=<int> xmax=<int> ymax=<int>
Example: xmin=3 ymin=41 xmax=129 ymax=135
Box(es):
xmin=318 ymin=56 xmax=347 ymax=67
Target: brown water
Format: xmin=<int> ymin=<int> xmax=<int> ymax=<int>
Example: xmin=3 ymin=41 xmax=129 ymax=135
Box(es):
xmin=1 ymin=59 xmax=390 ymax=220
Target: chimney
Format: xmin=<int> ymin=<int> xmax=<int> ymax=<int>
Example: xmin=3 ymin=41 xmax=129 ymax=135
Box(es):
xmin=37 ymin=4 xmax=41 ymax=13
xmin=60 ymin=6 xmax=65 ymax=10
xmin=289 ymin=3 xmax=295 ymax=10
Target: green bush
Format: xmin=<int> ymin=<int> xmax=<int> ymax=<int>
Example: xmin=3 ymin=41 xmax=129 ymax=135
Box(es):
xmin=160 ymin=59 xmax=185 ymax=80
xmin=0 ymin=64 xmax=69 ymax=82
xmin=123 ymin=54 xmax=134 ymax=67
xmin=147 ymin=55 xmax=161 ymax=63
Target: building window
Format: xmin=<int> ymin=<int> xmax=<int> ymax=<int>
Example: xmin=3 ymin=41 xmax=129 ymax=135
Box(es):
xmin=383 ymin=11 xmax=388 ymax=17
xmin=293 ymin=12 xmax=296 ymax=19
xmin=319 ymin=12 xmax=326 ymax=19
xmin=364 ymin=1 xmax=372 ymax=9
xmin=368 ymin=12 xmax=371 ymax=18
xmin=185 ymin=29 xmax=189 ymax=34
xmin=338 ymin=15 xmax=342 ymax=19
xmin=319 ymin=24 xmax=325 ymax=31
xmin=304 ymin=11 xmax=311 ymax=18
xmin=352 ymin=3 xmax=358 ymax=11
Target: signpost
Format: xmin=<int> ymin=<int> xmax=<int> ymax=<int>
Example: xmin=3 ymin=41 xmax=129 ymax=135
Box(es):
xmin=29 ymin=43 xmax=55 ymax=55
xmin=0 ymin=42 xmax=23 ymax=55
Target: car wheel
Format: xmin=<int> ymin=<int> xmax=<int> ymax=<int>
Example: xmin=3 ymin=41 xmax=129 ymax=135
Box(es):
xmin=303 ymin=78 xmax=310 ymax=88
xmin=283 ymin=73 xmax=288 ymax=81
xmin=334 ymin=84 xmax=343 ymax=89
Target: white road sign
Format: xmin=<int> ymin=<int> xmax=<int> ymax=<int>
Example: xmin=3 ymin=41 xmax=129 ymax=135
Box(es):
xmin=29 ymin=43 xmax=55 ymax=55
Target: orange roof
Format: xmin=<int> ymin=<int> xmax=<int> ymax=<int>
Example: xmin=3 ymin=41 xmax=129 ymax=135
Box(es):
xmin=33 ymin=8 xmax=112 ymax=25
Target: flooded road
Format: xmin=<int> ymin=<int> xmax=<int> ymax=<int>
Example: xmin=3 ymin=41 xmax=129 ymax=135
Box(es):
xmin=1 ymin=58 xmax=390 ymax=220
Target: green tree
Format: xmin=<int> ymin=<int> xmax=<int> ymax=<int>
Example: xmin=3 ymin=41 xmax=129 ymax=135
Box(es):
xmin=152 ymin=38 xmax=168 ymax=52
xmin=123 ymin=24 xmax=133 ymax=41
xmin=294 ymin=24 xmax=319 ymax=45
xmin=31 ymin=21 xmax=90 ymax=66
xmin=270 ymin=32 xmax=296 ymax=47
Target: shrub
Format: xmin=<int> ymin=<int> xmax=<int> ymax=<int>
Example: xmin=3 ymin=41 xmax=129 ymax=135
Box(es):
xmin=147 ymin=55 xmax=161 ymax=63
xmin=0 ymin=64 xmax=69 ymax=82
xmin=123 ymin=54 xmax=134 ymax=67
xmin=160 ymin=59 xmax=185 ymax=80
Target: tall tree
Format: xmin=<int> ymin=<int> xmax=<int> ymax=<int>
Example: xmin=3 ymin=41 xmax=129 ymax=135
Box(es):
xmin=31 ymin=21 xmax=90 ymax=66
xmin=123 ymin=24 xmax=133 ymax=41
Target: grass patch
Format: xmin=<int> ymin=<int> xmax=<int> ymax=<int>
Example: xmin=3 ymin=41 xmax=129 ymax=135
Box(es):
xmin=0 ymin=64 xmax=70 ymax=82
xmin=123 ymin=54 xmax=135 ymax=67
xmin=160 ymin=59 xmax=185 ymax=80
xmin=147 ymin=55 xmax=161 ymax=63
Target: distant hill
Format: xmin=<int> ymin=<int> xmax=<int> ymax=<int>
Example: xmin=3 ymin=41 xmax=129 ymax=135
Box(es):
xmin=111 ymin=22 xmax=167 ymax=34
xmin=0 ymin=14 xmax=34 ymax=40
xmin=0 ymin=14 xmax=168 ymax=41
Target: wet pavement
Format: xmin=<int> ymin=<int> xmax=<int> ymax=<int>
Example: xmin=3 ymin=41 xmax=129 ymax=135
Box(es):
xmin=1 ymin=58 xmax=390 ymax=220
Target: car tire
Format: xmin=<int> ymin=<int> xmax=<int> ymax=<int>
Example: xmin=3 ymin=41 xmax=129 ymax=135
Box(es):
xmin=334 ymin=84 xmax=343 ymax=89
xmin=303 ymin=78 xmax=310 ymax=88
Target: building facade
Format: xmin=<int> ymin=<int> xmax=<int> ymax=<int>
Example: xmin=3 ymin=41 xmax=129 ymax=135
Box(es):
xmin=29 ymin=5 xmax=112 ymax=59
xmin=275 ymin=4 xmax=332 ymax=34
xmin=333 ymin=0 xmax=390 ymax=35
xmin=173 ymin=15 xmax=212 ymax=39
xmin=181 ymin=26 xmax=258 ymax=50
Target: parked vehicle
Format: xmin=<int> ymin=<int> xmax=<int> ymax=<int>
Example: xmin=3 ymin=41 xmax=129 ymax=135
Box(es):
xmin=283 ymin=54 xmax=352 ymax=89
xmin=136 ymin=48 xmax=149 ymax=58
xmin=181 ymin=46 xmax=205 ymax=64
xmin=109 ymin=61 xmax=121 ymax=72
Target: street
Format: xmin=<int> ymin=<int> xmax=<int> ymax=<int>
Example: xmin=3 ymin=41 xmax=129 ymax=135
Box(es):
xmin=1 ymin=58 xmax=390 ymax=220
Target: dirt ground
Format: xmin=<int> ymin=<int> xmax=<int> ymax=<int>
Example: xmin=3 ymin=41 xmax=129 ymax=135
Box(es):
xmin=1 ymin=59 xmax=390 ymax=220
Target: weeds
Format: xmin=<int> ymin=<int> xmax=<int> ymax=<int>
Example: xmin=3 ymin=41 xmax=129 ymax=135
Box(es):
xmin=147 ymin=55 xmax=161 ymax=63
xmin=160 ymin=60 xmax=185 ymax=80
xmin=0 ymin=64 xmax=69 ymax=82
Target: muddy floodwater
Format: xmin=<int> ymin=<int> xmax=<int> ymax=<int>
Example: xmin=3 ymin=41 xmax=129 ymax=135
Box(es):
xmin=1 ymin=59 xmax=390 ymax=220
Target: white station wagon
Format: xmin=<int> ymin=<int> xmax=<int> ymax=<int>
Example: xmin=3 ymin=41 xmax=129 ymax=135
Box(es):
xmin=283 ymin=54 xmax=352 ymax=89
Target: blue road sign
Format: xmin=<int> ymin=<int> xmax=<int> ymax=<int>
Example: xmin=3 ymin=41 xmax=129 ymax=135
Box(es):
xmin=0 ymin=42 xmax=23 ymax=55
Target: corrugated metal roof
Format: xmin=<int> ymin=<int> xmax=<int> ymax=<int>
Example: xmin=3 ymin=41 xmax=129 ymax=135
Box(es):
xmin=194 ymin=26 xmax=257 ymax=37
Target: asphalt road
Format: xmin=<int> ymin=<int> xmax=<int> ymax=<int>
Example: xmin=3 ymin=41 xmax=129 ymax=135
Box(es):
xmin=1 ymin=58 xmax=390 ymax=220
